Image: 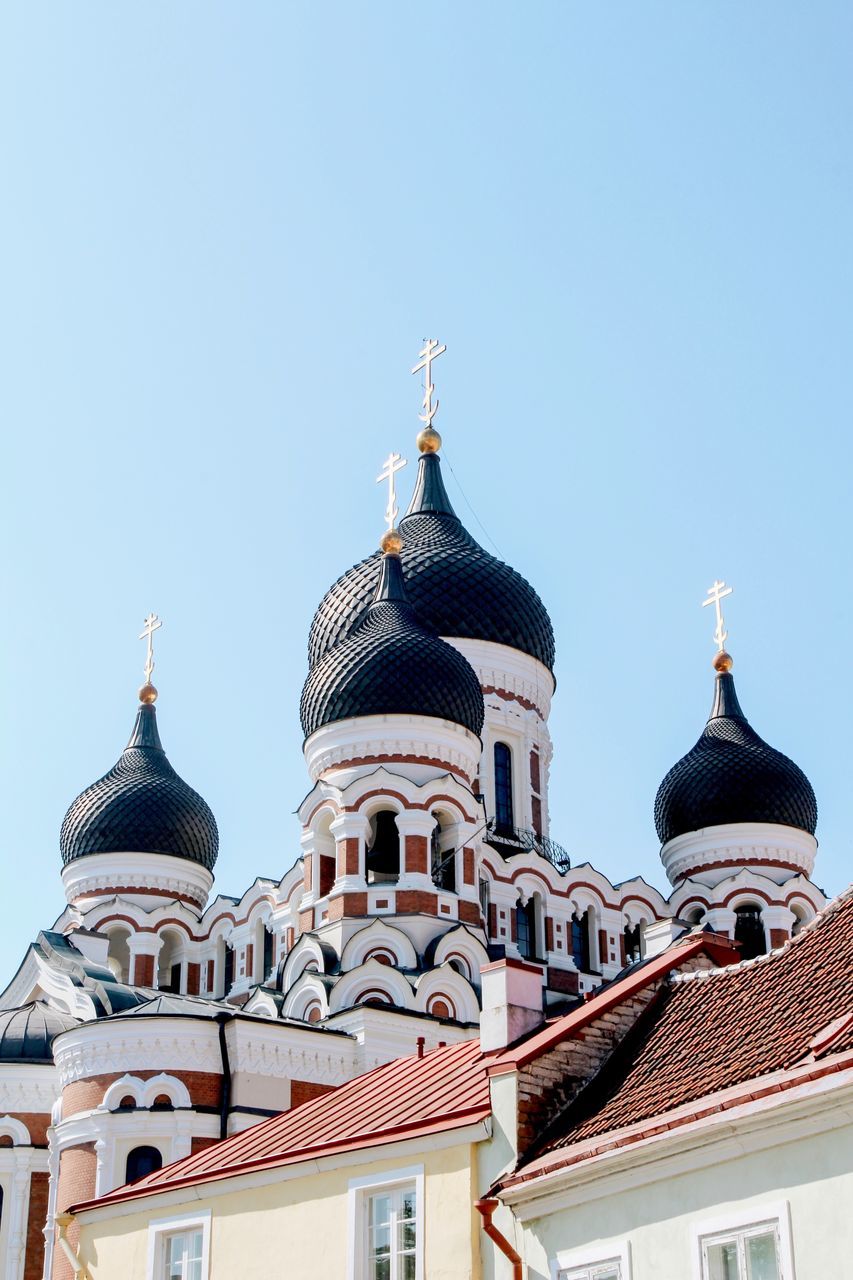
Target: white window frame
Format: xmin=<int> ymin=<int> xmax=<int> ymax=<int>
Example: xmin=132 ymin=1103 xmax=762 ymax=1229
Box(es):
xmin=147 ymin=1209 xmax=211 ymax=1280
xmin=690 ymin=1200 xmax=795 ymax=1280
xmin=551 ymin=1241 xmax=631 ymax=1280
xmin=347 ymin=1164 xmax=424 ymax=1280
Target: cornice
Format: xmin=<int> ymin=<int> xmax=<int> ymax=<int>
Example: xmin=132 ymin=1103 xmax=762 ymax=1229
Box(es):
xmin=62 ymin=853 xmax=213 ymax=911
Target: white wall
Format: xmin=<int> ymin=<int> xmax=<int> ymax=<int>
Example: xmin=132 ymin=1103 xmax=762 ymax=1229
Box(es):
xmin=517 ymin=1118 xmax=853 ymax=1280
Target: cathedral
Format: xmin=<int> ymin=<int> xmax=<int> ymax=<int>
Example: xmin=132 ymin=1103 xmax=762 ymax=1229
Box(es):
xmin=0 ymin=345 xmax=827 ymax=1280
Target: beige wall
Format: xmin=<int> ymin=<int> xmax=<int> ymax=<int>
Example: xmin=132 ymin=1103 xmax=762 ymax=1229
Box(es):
xmin=516 ymin=1117 xmax=853 ymax=1280
xmin=76 ymin=1142 xmax=481 ymax=1280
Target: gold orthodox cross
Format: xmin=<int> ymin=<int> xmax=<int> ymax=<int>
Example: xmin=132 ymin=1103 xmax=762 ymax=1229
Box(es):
xmin=702 ymin=580 xmax=733 ymax=652
xmin=376 ymin=452 xmax=408 ymax=531
xmin=411 ymin=338 xmax=447 ymax=427
xmin=139 ymin=612 xmax=163 ymax=685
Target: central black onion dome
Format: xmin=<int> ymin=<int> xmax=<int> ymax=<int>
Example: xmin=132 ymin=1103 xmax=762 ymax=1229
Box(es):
xmin=301 ymin=541 xmax=485 ymax=739
xmin=0 ymin=1002 xmax=80 ymax=1063
xmin=654 ymin=655 xmax=817 ymax=845
xmin=308 ymin=450 xmax=555 ymax=674
xmin=60 ymin=699 xmax=219 ymax=870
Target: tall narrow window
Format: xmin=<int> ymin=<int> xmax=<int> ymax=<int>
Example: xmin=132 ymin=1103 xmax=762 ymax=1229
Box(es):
xmin=223 ymin=944 xmax=235 ymax=995
xmin=263 ymin=927 xmax=274 ymax=980
xmin=516 ymin=899 xmax=537 ymax=960
xmin=126 ymin=1145 xmax=163 ymax=1185
xmin=735 ymin=904 xmax=767 ymax=961
xmin=366 ymin=1184 xmax=417 ymax=1280
xmin=572 ymin=912 xmax=591 ymax=972
xmin=430 ymin=816 xmax=455 ymax=893
xmin=494 ymin=743 xmax=514 ymax=834
xmin=623 ymin=923 xmax=642 ymax=964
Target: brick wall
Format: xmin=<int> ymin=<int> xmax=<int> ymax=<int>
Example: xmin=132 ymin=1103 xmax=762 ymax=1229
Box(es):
xmin=25 ymin=1170 xmax=49 ymax=1280
xmin=337 ymin=837 xmax=360 ymax=877
xmin=515 ymin=953 xmax=721 ymax=1153
xmin=6 ymin=1111 xmax=50 ymax=1147
xmin=62 ymin=1070 xmax=222 ymax=1118
xmin=132 ymin=953 xmax=154 ymax=986
xmin=395 ymin=890 xmax=437 ymax=915
xmin=404 ymin=835 xmax=428 ymax=875
xmin=54 ymin=1143 xmax=97 ymax=1280
xmin=290 ymin=1079 xmax=336 ymax=1110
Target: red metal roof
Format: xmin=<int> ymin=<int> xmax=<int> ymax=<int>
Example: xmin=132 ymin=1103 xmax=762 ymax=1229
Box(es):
xmin=74 ymin=1037 xmax=491 ymax=1213
xmin=503 ymin=886 xmax=853 ymax=1189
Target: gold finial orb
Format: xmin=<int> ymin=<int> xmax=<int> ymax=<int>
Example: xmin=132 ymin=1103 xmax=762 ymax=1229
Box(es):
xmin=416 ymin=426 xmax=442 ymax=454
xmin=713 ymin=651 xmax=733 ymax=673
xmin=380 ymin=528 xmax=403 ymax=555
xmin=138 ymin=682 xmax=158 ymax=704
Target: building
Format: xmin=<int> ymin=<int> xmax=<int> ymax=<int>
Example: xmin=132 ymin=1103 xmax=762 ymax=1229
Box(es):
xmin=0 ymin=347 xmax=831 ymax=1278
xmin=490 ymin=883 xmax=853 ymax=1280
xmin=65 ymin=893 xmax=850 ymax=1280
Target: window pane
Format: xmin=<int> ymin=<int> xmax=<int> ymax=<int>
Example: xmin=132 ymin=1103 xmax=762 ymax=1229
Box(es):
xmin=400 ymin=1253 xmax=416 ymax=1280
xmin=370 ymin=1194 xmax=392 ymax=1228
xmin=370 ymin=1259 xmax=390 ymax=1280
xmin=746 ymin=1232 xmax=779 ymax=1280
xmin=706 ymin=1240 xmax=740 ymax=1280
xmin=166 ymin=1232 xmax=185 ymax=1280
xmin=400 ymin=1188 xmax=416 ymax=1220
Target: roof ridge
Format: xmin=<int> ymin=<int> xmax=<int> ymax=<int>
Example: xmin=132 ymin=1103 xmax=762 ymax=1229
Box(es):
xmin=672 ymin=881 xmax=853 ymax=985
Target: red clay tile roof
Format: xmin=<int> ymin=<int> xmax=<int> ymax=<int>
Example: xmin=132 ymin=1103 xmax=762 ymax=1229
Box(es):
xmin=74 ymin=1038 xmax=490 ymax=1213
xmin=505 ymin=885 xmax=853 ymax=1188
xmin=488 ymin=932 xmax=739 ymax=1075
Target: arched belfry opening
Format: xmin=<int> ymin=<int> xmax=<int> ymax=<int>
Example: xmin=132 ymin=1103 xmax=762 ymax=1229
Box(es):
xmin=366 ymin=811 xmax=400 ymax=884
xmin=735 ymin=903 xmax=767 ymax=960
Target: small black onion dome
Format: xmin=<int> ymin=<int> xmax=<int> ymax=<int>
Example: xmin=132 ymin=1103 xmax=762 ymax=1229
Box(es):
xmin=654 ymin=663 xmax=818 ymax=845
xmin=308 ymin=452 xmax=555 ymax=674
xmin=301 ymin=549 xmax=485 ymax=739
xmin=60 ymin=702 xmax=219 ymax=870
xmin=0 ymin=1001 xmax=79 ymax=1062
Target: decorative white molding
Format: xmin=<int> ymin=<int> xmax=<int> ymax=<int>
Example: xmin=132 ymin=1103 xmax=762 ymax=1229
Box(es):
xmin=53 ymin=1019 xmax=222 ymax=1085
xmin=660 ymin=822 xmax=818 ymax=888
xmin=61 ymin=851 xmax=213 ymax=910
xmin=0 ymin=1066 xmax=58 ymax=1116
xmin=225 ymin=1020 xmax=357 ymax=1085
xmin=304 ymin=714 xmax=482 ymax=785
xmin=446 ymin=637 xmax=555 ymax=719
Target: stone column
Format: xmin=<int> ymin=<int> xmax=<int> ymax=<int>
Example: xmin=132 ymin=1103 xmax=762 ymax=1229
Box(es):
xmin=761 ymin=904 xmax=796 ymax=950
xmin=329 ymin=813 xmax=370 ymax=893
xmin=395 ymin=811 xmax=437 ymax=893
xmin=704 ymin=906 xmax=737 ymax=939
xmin=128 ymin=933 xmax=162 ymax=988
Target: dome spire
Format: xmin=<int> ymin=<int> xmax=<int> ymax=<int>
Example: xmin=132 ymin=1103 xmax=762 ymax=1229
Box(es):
xmin=411 ymin=337 xmax=446 ymax=455
xmin=138 ymin=612 xmax=162 ymax=705
xmin=702 ymin=579 xmax=734 ymax=673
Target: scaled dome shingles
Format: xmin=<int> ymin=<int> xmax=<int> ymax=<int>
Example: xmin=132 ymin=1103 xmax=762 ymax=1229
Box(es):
xmin=654 ymin=672 xmax=817 ymax=845
xmin=301 ymin=556 xmax=486 ymax=740
xmin=60 ymin=704 xmax=219 ymax=871
xmin=308 ymin=454 xmax=556 ymax=674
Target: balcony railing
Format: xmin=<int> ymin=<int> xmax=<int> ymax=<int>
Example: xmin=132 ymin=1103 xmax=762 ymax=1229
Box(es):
xmin=485 ymin=820 xmax=572 ymax=873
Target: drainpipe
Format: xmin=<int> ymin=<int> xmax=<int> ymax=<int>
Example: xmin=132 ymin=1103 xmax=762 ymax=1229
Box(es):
xmin=216 ymin=1012 xmax=234 ymax=1140
xmin=476 ymin=1198 xmax=523 ymax=1280
xmin=55 ymin=1212 xmax=91 ymax=1278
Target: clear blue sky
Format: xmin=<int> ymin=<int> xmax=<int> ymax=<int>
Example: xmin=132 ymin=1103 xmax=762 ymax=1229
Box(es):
xmin=1 ymin=4 xmax=851 ymax=977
